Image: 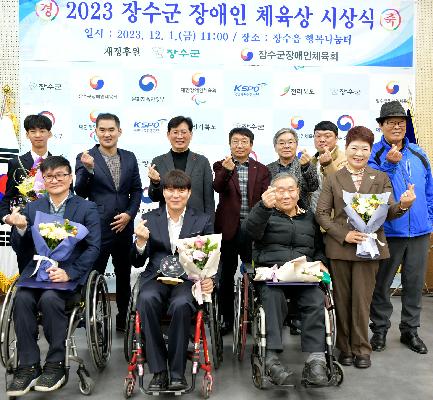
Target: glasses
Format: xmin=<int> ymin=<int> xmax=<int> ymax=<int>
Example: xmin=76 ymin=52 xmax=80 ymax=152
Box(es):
xmin=231 ymin=140 xmax=250 ymax=147
xmin=42 ymin=173 xmax=71 ymax=182
xmin=385 ymin=120 xmax=406 ymax=128
xmin=277 ymin=140 xmax=297 ymax=146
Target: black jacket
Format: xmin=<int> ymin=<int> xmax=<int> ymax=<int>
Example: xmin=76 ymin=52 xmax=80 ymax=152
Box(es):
xmin=243 ymin=201 xmax=328 ymax=267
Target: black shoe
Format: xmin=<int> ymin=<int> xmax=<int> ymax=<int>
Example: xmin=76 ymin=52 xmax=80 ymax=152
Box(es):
xmin=400 ymin=332 xmax=428 ymax=354
xmin=148 ymin=371 xmax=168 ymax=391
xmin=370 ymin=332 xmax=386 ymax=352
xmin=354 ymin=354 xmax=371 ymax=369
xmin=265 ymin=353 xmax=293 ymax=385
xmin=302 ymin=359 xmax=328 ymax=386
xmin=168 ymin=375 xmax=188 ymax=391
xmin=34 ymin=361 xmax=66 ymax=392
xmin=6 ymin=364 xmax=42 ymax=396
xmin=338 ymin=352 xmax=353 ymax=366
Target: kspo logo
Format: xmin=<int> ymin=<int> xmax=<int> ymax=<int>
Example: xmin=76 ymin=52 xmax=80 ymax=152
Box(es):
xmin=133 ymin=119 xmax=167 ymax=130
xmin=234 ymin=83 xmax=267 ymax=96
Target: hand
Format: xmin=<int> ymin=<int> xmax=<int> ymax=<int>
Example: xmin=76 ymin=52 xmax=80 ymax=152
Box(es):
xmin=135 ymin=219 xmax=150 ymax=247
xmin=148 ymin=164 xmax=160 ymax=184
xmin=201 ymin=278 xmax=214 ymax=294
xmin=261 ymin=186 xmax=277 ymax=208
xmin=345 ymin=230 xmax=368 ymax=244
xmin=8 ymin=207 xmax=27 ymax=230
xmin=80 ymin=150 xmax=95 ymax=170
xmin=386 ymin=144 xmax=402 ymax=164
xmin=319 ymin=262 xmax=329 ymax=273
xmin=221 ymin=155 xmax=235 ymax=171
xmin=46 ymin=266 xmax=70 ymax=283
xmin=399 ymin=183 xmax=416 ymax=209
xmin=299 ymin=149 xmax=311 ymax=166
xmin=318 ymin=146 xmax=332 ymax=166
xmin=110 ymin=212 xmax=131 ymax=233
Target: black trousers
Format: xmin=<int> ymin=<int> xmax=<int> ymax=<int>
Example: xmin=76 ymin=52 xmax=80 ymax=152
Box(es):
xmin=219 ymin=226 xmax=252 ymax=326
xmin=94 ymin=236 xmax=132 ymax=323
xmin=370 ymin=234 xmax=430 ymax=335
xmin=257 ymin=283 xmax=325 ymax=352
xmin=137 ymin=279 xmax=195 ymax=379
xmin=14 ymin=288 xmax=75 ymax=366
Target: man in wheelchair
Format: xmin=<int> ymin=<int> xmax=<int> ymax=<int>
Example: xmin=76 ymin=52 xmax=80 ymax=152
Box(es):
xmin=6 ymin=156 xmax=101 ymax=396
xmin=243 ymin=172 xmax=329 ymax=386
xmin=131 ymin=170 xmax=216 ymax=392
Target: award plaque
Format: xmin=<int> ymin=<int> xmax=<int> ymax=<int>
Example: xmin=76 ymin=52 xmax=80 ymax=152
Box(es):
xmin=157 ymin=255 xmax=185 ymax=285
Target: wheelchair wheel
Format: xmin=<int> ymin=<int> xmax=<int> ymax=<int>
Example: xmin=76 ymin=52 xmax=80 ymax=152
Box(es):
xmin=232 ymin=277 xmax=242 ymax=357
xmin=0 ymin=279 xmax=18 ymax=370
xmin=79 ymin=375 xmax=95 ymax=395
xmin=252 ymin=363 xmax=263 ymax=389
xmin=123 ymin=376 xmax=136 ymax=398
xmin=239 ymin=273 xmax=250 ymax=361
xmin=86 ymin=271 xmax=112 ymax=370
xmin=331 ymin=360 xmax=344 ymax=386
xmin=324 ymin=286 xmax=337 ymax=348
xmin=208 ymin=293 xmax=223 ymax=369
xmin=124 ymin=280 xmax=140 ymax=363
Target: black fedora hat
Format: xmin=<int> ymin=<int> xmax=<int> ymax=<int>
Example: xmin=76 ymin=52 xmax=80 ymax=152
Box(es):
xmin=376 ymin=100 xmax=408 ymax=123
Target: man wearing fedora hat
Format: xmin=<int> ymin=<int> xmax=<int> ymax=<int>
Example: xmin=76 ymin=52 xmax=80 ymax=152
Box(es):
xmin=368 ymin=100 xmax=433 ymax=354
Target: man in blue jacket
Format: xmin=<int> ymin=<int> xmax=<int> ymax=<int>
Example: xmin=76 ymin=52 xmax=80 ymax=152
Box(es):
xmin=368 ymin=101 xmax=433 ymax=354
xmin=7 ymin=156 xmax=100 ymax=396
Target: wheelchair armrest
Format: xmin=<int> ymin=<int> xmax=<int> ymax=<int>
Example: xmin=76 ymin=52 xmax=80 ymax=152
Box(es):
xmin=240 ymin=262 xmax=255 ymax=275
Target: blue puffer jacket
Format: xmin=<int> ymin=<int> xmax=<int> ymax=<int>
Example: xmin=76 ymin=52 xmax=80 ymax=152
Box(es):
xmin=368 ymin=136 xmax=433 ymax=237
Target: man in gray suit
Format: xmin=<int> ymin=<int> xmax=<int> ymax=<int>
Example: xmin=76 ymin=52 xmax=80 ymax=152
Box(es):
xmin=147 ymin=116 xmax=214 ymax=217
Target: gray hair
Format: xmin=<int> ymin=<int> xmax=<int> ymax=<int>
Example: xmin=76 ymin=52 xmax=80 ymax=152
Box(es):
xmin=273 ymin=128 xmax=298 ymax=146
xmin=270 ymin=172 xmax=299 ymax=187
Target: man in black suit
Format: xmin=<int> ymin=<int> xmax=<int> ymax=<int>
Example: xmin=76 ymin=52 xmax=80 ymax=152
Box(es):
xmin=75 ymin=113 xmax=142 ymax=332
xmin=0 ymin=114 xmax=53 ymax=272
xmin=147 ymin=116 xmax=214 ymax=217
xmin=132 ymin=170 xmax=215 ymax=391
xmin=6 ymin=156 xmax=100 ymax=396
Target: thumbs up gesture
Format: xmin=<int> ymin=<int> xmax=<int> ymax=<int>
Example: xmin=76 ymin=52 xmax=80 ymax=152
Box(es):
xmin=386 ymin=144 xmax=403 ymax=164
xmin=399 ymin=183 xmax=416 ymax=209
xmin=8 ymin=207 xmax=28 ymax=230
xmin=135 ymin=219 xmax=150 ymax=247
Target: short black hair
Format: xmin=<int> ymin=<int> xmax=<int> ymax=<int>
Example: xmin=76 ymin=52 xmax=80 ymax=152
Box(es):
xmin=167 ymin=116 xmax=193 ymax=132
xmin=40 ymin=156 xmax=72 ymax=174
xmin=24 ymin=114 xmax=52 ymax=132
xmin=314 ymin=121 xmax=338 ymax=136
xmin=96 ymin=113 xmax=120 ymax=128
xmin=162 ymin=170 xmax=191 ymax=190
xmin=229 ymin=127 xmax=254 ymax=144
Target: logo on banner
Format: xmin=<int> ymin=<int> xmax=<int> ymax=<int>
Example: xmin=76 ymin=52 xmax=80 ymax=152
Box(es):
xmin=386 ymin=81 xmax=400 ymax=94
xmin=89 ymin=110 xmax=99 ymax=123
xmin=35 ymin=0 xmax=59 ymax=21
xmin=241 ymin=49 xmax=253 ymax=61
xmin=133 ymin=119 xmax=167 ymax=133
xmin=139 ymin=75 xmax=158 ymax=92
xmin=337 ymin=115 xmax=354 ymax=131
xmin=380 ymin=9 xmax=402 ymax=31
xmin=192 ymin=94 xmax=207 ymax=105
xmin=233 ymin=83 xmax=267 ymax=96
xmin=280 ymin=86 xmax=291 ymax=96
xmin=39 ymin=111 xmax=55 ymax=126
xmin=90 ymin=76 xmax=104 ymax=90
xmin=291 ymin=116 xmax=304 ymax=130
xmin=192 ymin=73 xmax=206 ymax=87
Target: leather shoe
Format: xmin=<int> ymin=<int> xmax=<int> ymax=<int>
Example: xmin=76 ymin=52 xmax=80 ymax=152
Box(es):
xmin=148 ymin=371 xmax=168 ymax=391
xmin=400 ymin=332 xmax=428 ymax=354
xmin=338 ymin=352 xmax=353 ymax=366
xmin=168 ymin=375 xmax=188 ymax=391
xmin=354 ymin=355 xmax=371 ymax=369
xmin=370 ymin=332 xmax=386 ymax=352
xmin=302 ymin=359 xmax=328 ymax=386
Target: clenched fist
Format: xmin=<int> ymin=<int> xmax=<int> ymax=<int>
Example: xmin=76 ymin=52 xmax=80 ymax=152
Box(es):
xmin=221 ymin=155 xmax=235 ymax=171
xmin=386 ymin=144 xmax=402 ymax=164
xmin=135 ymin=219 xmax=150 ymax=247
xmin=148 ymin=164 xmax=161 ymax=184
xmin=399 ymin=183 xmax=416 ymax=209
xmin=81 ymin=149 xmax=95 ymax=170
xmin=262 ymin=186 xmax=277 ymax=209
xmin=299 ymin=149 xmax=311 ymax=166
xmin=8 ymin=207 xmax=27 ymax=230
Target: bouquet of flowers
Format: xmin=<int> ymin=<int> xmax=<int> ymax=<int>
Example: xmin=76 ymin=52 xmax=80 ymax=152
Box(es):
xmin=176 ymin=234 xmax=222 ymax=304
xmin=343 ymin=190 xmax=390 ymax=259
xmin=254 ymin=256 xmax=330 ymax=284
xmin=29 ymin=211 xmax=89 ymax=283
xmin=15 ymin=157 xmax=46 ymax=204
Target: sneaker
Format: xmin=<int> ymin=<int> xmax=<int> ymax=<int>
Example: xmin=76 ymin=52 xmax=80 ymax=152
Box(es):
xmin=302 ymin=359 xmax=328 ymax=386
xmin=265 ymin=352 xmax=293 ymax=385
xmin=34 ymin=361 xmax=66 ymax=392
xmin=6 ymin=364 xmax=42 ymax=396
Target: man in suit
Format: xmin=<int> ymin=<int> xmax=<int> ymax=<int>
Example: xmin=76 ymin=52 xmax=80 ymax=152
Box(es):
xmin=75 ymin=113 xmax=142 ymax=332
xmin=6 ymin=156 xmax=100 ymax=396
xmin=0 ymin=114 xmax=53 ymax=272
xmin=213 ymin=127 xmax=270 ymax=333
xmin=132 ymin=170 xmax=215 ymax=391
xmin=147 ymin=116 xmax=214 ymax=217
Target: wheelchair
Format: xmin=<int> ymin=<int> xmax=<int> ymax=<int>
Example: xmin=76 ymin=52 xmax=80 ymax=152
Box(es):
xmin=123 ymin=277 xmax=223 ymax=399
xmin=0 ymin=270 xmax=112 ymax=398
xmin=233 ymin=263 xmax=343 ymax=389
